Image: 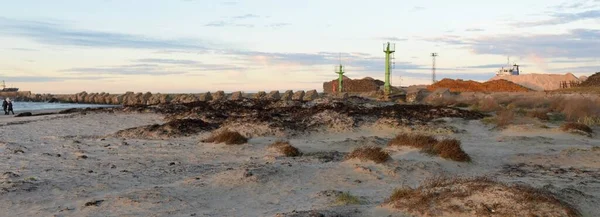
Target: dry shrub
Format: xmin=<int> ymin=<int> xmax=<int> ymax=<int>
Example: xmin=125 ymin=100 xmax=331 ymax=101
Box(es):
xmin=560 ymin=122 xmax=593 ymax=134
xmin=422 ymin=139 xmax=471 ymax=162
xmin=389 ymin=133 xmax=471 ymax=162
xmin=345 ymin=146 xmax=390 ymax=164
xmin=202 ymin=130 xmax=248 ymax=145
xmin=527 ymin=109 xmax=550 ymax=121
xmin=386 ymin=177 xmax=580 ymax=217
xmin=335 ymin=192 xmax=362 ymax=205
xmin=388 ymin=133 xmax=437 ymax=149
xmin=475 ymin=97 xmax=502 ymax=112
xmin=578 ymin=116 xmax=600 ymax=126
xmin=551 ymin=97 xmax=600 ymax=121
xmin=268 ymin=140 xmax=302 ymax=157
xmin=495 ymin=109 xmax=515 ymax=128
xmin=507 ymin=97 xmax=542 ymax=109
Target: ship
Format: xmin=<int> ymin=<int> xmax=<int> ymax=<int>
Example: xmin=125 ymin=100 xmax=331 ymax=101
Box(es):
xmin=496 ymin=57 xmax=520 ymax=76
xmin=1 ymin=80 xmax=19 ymax=92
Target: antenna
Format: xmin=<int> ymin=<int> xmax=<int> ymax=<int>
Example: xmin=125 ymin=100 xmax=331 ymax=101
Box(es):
xmin=431 ymin=53 xmax=438 ymax=84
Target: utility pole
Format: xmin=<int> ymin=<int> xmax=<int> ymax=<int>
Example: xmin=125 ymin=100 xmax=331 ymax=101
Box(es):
xmin=383 ymin=42 xmax=396 ymax=96
xmin=431 ymin=53 xmax=438 ymax=84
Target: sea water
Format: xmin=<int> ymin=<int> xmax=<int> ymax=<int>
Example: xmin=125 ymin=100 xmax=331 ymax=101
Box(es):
xmin=7 ymin=102 xmax=116 ymax=112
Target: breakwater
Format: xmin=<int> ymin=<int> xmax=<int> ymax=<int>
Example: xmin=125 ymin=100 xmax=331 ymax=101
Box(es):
xmin=1 ymin=90 xmax=329 ymax=106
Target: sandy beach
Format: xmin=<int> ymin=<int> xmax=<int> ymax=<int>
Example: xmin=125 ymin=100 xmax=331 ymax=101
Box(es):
xmin=0 ymin=98 xmax=598 ymax=217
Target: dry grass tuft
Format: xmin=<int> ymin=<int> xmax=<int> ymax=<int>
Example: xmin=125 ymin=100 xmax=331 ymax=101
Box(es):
xmin=201 ymin=130 xmax=248 ymax=145
xmin=388 ymin=133 xmax=437 ymax=149
xmin=335 ymin=192 xmax=362 ymax=205
xmin=268 ymin=140 xmax=302 ymax=157
xmin=389 ymin=133 xmax=471 ymax=162
xmin=345 ymin=146 xmax=390 ymax=164
xmin=495 ymin=109 xmax=516 ymax=128
xmin=386 ymin=177 xmax=580 ymax=217
xmin=423 ymin=139 xmax=471 ymax=162
xmin=560 ymin=122 xmax=593 ymax=134
xmin=527 ymin=109 xmax=550 ymax=121
xmin=475 ymin=97 xmax=502 ymax=113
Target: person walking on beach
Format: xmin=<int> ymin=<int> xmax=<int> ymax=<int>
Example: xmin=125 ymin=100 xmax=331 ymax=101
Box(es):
xmin=6 ymin=98 xmax=14 ymax=115
xmin=2 ymin=98 xmax=7 ymax=115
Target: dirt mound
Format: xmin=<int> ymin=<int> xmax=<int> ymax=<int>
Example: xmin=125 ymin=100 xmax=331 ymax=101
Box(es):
xmin=429 ymin=78 xmax=531 ymax=92
xmin=489 ymin=73 xmax=580 ymax=91
xmin=115 ymin=119 xmax=216 ymax=139
xmin=323 ymin=76 xmax=385 ymax=93
xmin=579 ymin=72 xmax=600 ymax=87
xmin=386 ymin=177 xmax=579 ymax=217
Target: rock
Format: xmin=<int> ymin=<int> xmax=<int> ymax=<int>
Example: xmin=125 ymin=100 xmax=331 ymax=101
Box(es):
xmin=230 ymin=91 xmax=244 ymax=101
xmin=292 ymin=90 xmax=305 ymax=101
xmin=213 ymin=91 xmax=226 ymax=101
xmin=76 ymin=91 xmax=88 ymax=103
xmin=334 ymin=92 xmax=348 ymax=99
xmin=147 ymin=93 xmax=161 ymax=105
xmin=48 ymin=98 xmax=59 ymax=103
xmin=142 ymin=92 xmax=153 ymax=105
xmin=281 ymin=90 xmax=294 ymax=101
xmin=254 ymin=91 xmax=266 ymax=99
xmin=199 ymin=92 xmax=213 ymax=101
xmin=406 ymin=89 xmax=430 ymax=103
xmin=267 ymin=91 xmax=280 ymax=100
xmin=303 ymin=90 xmax=318 ymax=101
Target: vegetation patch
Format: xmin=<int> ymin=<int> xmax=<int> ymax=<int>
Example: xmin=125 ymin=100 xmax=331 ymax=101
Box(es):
xmin=345 ymin=146 xmax=390 ymax=164
xmin=422 ymin=139 xmax=471 ymax=162
xmin=388 ymin=133 xmax=437 ymax=149
xmin=385 ymin=177 xmax=580 ymax=217
xmin=388 ymin=133 xmax=471 ymax=162
xmin=560 ymin=122 xmax=593 ymax=135
xmin=334 ymin=192 xmax=362 ymax=206
xmin=202 ymin=130 xmax=248 ymax=145
xmin=268 ymin=140 xmax=302 ymax=157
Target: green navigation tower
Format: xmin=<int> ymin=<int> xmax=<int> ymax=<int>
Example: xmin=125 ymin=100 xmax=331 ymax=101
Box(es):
xmin=334 ymin=63 xmax=345 ymax=93
xmin=383 ymin=42 xmax=395 ymax=96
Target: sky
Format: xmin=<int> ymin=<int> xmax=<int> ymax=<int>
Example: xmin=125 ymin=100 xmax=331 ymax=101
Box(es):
xmin=0 ymin=0 xmax=599 ymax=93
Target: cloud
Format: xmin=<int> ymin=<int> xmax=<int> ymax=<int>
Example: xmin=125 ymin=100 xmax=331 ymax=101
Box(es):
xmin=411 ymin=6 xmax=426 ymax=11
xmin=515 ymin=9 xmax=600 ymax=27
xmin=9 ymin=48 xmax=39 ymax=52
xmin=432 ymin=29 xmax=600 ymax=58
xmin=266 ymin=23 xmax=291 ymax=28
xmin=233 ymin=14 xmax=260 ymax=19
xmin=0 ymin=75 xmax=113 ymax=83
xmin=462 ymin=64 xmax=523 ymax=69
xmin=61 ymin=64 xmax=186 ymax=76
xmin=222 ymin=1 xmax=238 ymax=5
xmin=0 ymin=17 xmax=211 ymax=51
xmin=205 ymin=20 xmax=255 ymax=28
xmin=135 ymin=58 xmax=200 ymax=65
xmin=548 ymin=65 xmax=600 ymax=73
xmin=62 ymin=58 xmax=246 ymax=76
xmin=465 ymin=28 xmax=484 ymax=32
xmin=376 ymin=37 xmax=408 ymax=41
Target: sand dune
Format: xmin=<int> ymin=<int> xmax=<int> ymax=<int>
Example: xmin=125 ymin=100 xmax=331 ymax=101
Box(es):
xmin=0 ymin=99 xmax=597 ymax=216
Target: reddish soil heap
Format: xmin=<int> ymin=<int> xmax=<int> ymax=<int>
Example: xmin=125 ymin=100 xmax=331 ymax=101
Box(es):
xmin=428 ymin=78 xmax=531 ymax=92
xmin=579 ymin=72 xmax=600 ymax=87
